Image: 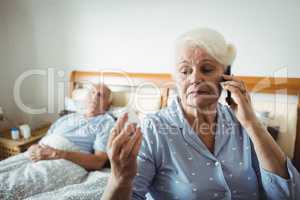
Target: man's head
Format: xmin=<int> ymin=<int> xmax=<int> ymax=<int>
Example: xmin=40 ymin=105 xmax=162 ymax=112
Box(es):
xmin=85 ymin=83 xmax=112 ymax=117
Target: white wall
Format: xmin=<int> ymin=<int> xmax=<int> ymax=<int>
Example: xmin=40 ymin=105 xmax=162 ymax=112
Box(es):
xmin=0 ymin=0 xmax=299 ymax=129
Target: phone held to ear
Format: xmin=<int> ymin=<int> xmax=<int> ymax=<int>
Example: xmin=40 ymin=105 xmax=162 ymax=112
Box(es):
xmin=221 ymin=66 xmax=232 ymax=105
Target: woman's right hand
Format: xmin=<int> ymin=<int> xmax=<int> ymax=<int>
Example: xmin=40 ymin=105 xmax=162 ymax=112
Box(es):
xmin=107 ymin=113 xmax=143 ymax=187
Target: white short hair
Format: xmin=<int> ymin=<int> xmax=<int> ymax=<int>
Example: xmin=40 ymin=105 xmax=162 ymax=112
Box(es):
xmin=175 ymin=28 xmax=236 ymax=67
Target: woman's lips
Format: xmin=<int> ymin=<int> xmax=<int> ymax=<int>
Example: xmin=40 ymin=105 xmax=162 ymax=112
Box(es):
xmin=189 ymin=90 xmax=211 ymax=96
xmin=196 ymin=90 xmax=211 ymax=95
xmin=188 ymin=89 xmax=219 ymax=98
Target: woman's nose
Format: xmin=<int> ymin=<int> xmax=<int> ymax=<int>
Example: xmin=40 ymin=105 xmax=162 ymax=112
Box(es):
xmin=189 ymin=69 xmax=204 ymax=84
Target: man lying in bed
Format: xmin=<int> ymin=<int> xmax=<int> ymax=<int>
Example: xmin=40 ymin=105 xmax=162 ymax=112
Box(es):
xmin=0 ymin=83 xmax=115 ymax=199
xmin=27 ymin=83 xmax=115 ymax=171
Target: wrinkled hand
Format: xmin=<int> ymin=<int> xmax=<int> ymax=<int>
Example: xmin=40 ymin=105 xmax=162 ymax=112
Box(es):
xmin=28 ymin=144 xmax=59 ymax=162
xmin=107 ymin=113 xmax=143 ymax=187
xmin=221 ymin=75 xmax=258 ymax=127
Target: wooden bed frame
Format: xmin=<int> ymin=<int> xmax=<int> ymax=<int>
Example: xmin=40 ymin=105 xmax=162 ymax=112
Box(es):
xmin=69 ymin=70 xmax=300 ymax=171
xmin=69 ymin=71 xmax=174 ymax=109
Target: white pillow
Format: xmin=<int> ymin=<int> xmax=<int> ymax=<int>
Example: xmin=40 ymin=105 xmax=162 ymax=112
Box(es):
xmin=109 ymin=106 xmax=140 ymax=125
xmin=72 ymin=88 xmax=91 ymax=100
xmin=64 ymin=88 xmax=91 ymax=113
xmin=64 ymin=97 xmax=77 ymax=111
xmin=64 ymin=97 xmax=89 ymax=114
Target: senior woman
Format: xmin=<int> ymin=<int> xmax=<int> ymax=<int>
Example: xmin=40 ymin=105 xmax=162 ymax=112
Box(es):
xmin=102 ymin=28 xmax=300 ymax=200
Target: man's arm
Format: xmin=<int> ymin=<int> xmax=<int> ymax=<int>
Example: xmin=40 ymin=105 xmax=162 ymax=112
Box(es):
xmin=58 ymin=150 xmax=108 ymax=171
xmin=28 ymin=144 xmax=108 ymax=171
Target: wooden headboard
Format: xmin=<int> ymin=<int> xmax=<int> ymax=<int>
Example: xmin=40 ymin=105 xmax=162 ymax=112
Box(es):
xmin=69 ymin=71 xmax=173 ymax=109
xmin=69 ymin=70 xmax=300 ymax=171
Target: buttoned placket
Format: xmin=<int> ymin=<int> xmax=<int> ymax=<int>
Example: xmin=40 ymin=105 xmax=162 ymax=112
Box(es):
xmin=172 ymin=99 xmax=233 ymax=199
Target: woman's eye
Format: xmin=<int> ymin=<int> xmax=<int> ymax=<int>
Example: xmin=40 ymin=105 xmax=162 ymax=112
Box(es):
xmin=180 ymin=68 xmax=192 ymax=75
xmin=181 ymin=70 xmax=188 ymax=75
xmin=201 ymin=65 xmax=214 ymax=73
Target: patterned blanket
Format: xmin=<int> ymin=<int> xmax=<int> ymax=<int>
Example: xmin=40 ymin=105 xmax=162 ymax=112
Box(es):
xmin=0 ymin=152 xmax=109 ymax=200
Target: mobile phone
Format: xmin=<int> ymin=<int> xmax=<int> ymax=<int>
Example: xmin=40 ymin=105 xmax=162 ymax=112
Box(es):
xmin=223 ymin=66 xmax=232 ymax=105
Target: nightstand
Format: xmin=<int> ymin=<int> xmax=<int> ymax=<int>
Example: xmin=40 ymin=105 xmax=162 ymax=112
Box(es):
xmin=0 ymin=124 xmax=50 ymax=160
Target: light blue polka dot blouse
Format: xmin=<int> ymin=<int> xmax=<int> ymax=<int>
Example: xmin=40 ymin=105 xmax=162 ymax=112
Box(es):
xmin=132 ymin=97 xmax=300 ymax=200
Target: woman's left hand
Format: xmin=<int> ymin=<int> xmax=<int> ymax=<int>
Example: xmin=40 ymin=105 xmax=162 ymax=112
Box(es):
xmin=221 ymin=74 xmax=258 ymax=128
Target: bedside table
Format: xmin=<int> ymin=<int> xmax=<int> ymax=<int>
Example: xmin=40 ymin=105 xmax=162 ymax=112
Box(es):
xmin=0 ymin=124 xmax=50 ymax=160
